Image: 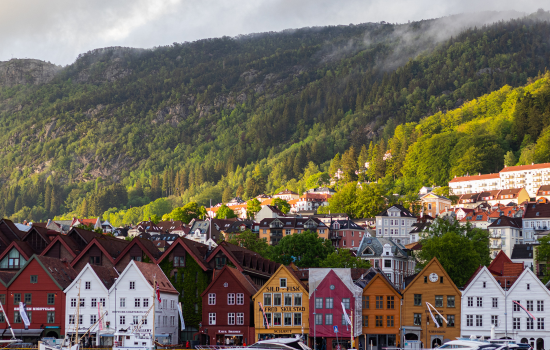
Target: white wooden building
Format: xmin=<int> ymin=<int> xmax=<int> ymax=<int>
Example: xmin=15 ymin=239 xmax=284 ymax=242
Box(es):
xmin=461 ymin=266 xmax=550 ymax=350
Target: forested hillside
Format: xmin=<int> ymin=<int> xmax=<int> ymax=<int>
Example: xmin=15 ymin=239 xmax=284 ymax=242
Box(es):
xmin=1 ymin=10 xmax=550 ymax=223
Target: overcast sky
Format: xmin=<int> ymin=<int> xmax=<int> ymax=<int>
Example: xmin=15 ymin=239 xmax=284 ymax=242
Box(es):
xmin=1 ymin=0 xmax=547 ymax=66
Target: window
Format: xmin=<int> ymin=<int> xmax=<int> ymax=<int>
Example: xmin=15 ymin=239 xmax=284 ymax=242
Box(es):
xmin=13 ymin=293 xmax=20 ymax=304
xmin=342 ymin=298 xmax=350 ymax=309
xmin=513 ymin=301 xmax=521 ymax=312
xmin=22 ymin=293 xmax=31 ymax=304
xmin=80 ymin=298 xmax=85 ymax=307
xmin=325 ymin=298 xmax=333 ymax=309
xmin=447 ymin=296 xmax=455 ymax=308
xmin=294 ymin=294 xmax=302 ymax=306
xmin=375 ymin=296 xmax=383 ymax=309
xmin=119 ymin=315 xmax=125 ymax=325
xmin=468 ymin=297 xmax=473 ymax=307
xmin=477 ymin=297 xmax=483 ymax=307
xmin=227 ymin=293 xmax=235 ymax=305
xmin=413 ymin=313 xmax=421 ymax=326
xmin=315 ymin=314 xmax=323 ymax=325
xmin=13 ymin=311 xmax=20 ymax=323
xmin=263 ymin=313 xmax=272 ymax=327
xmin=280 ymin=278 xmax=287 ymax=288
xmin=527 ymin=283 xmax=531 ymax=290
xmin=69 ymin=315 xmax=75 ymax=325
xmin=0 ymin=294 xmax=5 ymax=305
xmin=527 ymin=318 xmax=534 ymax=330
xmin=387 ymin=296 xmax=394 ymax=309
xmin=284 ymin=293 xmax=292 ymax=306
xmin=375 ymin=315 xmax=383 ymax=327
xmin=71 ymin=298 xmax=77 ymax=308
xmin=273 ymin=313 xmax=282 ymax=326
xmin=513 ymin=317 xmax=520 ymax=329
xmin=101 ymin=298 xmax=106 ymax=307
xmin=237 ymin=293 xmax=244 ymax=305
xmin=284 ymin=313 xmax=292 ymax=326
xmin=466 ymin=315 xmax=473 ymax=327
xmin=414 ymin=294 xmax=421 ymax=306
xmin=91 ymin=315 xmax=97 ymax=324
xmin=538 ymin=318 xmax=545 ymax=330
xmin=120 ymin=298 xmax=126 ymax=307
xmin=228 ymin=313 xmax=235 ymax=325
xmin=362 ymin=296 xmax=369 ymax=309
xmin=492 ymin=298 xmax=498 ymax=308
xmin=424 ymin=276 xmax=428 ymax=283
xmin=476 ymin=315 xmax=483 ymax=327
xmin=208 ymin=293 xmax=216 ymax=305
xmin=435 ymin=295 xmax=443 ymax=308
xmin=538 ymin=300 xmax=544 ymax=311
xmin=173 ymin=256 xmax=185 ymax=267
xmin=363 ymin=315 xmax=368 ymax=327
xmin=130 ymin=281 xmax=135 ymax=290
xmin=237 ymin=313 xmax=244 ymax=325
xmin=527 ymin=300 xmax=533 ymax=311
xmin=384 ymin=260 xmax=392 ymax=268
xmin=273 ymin=293 xmax=282 ymax=306
xmin=90 ymin=256 xmax=101 ymax=265
xmin=47 ymin=293 xmax=55 ymax=305
xmin=209 ymin=313 xmax=216 ymax=325
xmin=440 ymin=277 xmax=444 ymax=283
xmin=491 ymin=315 xmax=498 ymax=326
xmin=30 ymin=275 xmax=38 ymax=284
xmin=315 ymin=298 xmax=323 ymax=309
xmin=387 ymin=315 xmax=394 ymax=327
xmin=483 ymin=282 xmax=486 ymax=288
xmin=91 ymin=298 xmax=97 ymax=308
xmin=85 ymin=281 xmax=91 ymax=289
xmin=264 ymin=294 xmax=272 ymax=306
xmin=447 ymin=314 xmax=455 ymax=327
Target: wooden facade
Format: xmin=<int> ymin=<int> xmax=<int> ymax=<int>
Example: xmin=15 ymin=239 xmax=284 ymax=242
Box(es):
xmin=361 ymin=273 xmax=402 ymax=350
xmin=253 ymin=265 xmax=309 ymax=342
xmin=401 ymin=258 xmax=461 ymax=348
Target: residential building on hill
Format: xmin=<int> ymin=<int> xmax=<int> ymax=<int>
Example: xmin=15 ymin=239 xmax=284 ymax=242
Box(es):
xmin=328 ymin=220 xmax=366 ymax=249
xmin=487 ymin=216 xmax=523 ymax=259
xmin=255 ymin=205 xmax=287 ymax=222
xmin=273 ymin=189 xmax=299 ymax=201
xmin=511 ymin=244 xmax=535 ymax=271
xmin=449 ymin=162 xmax=550 ymax=197
xmin=420 ymin=192 xmax=451 ymax=217
xmin=375 ymin=205 xmax=417 ymax=245
xmin=258 ymin=217 xmax=328 ymax=246
xmin=523 ymin=202 xmax=550 ymax=242
xmin=536 ymin=185 xmax=550 ymax=203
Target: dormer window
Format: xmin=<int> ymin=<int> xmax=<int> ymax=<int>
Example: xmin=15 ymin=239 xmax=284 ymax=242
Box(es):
xmin=334 ymin=222 xmax=340 ymax=230
xmin=280 ymin=278 xmax=287 ymax=288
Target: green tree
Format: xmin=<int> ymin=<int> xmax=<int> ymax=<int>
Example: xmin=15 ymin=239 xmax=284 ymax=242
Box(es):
xmin=418 ymin=218 xmax=491 ymax=287
xmin=536 ymin=235 xmax=550 ymax=283
xmin=329 ymin=153 xmax=341 ymax=177
xmin=268 ymin=231 xmax=334 ymax=267
xmin=227 ymin=230 xmax=270 ymax=257
xmin=162 ymin=201 xmax=202 ymax=224
xmin=504 ymin=150 xmax=518 ymax=166
xmin=215 ymin=204 xmax=237 ymax=219
xmin=272 ymin=198 xmax=291 ymax=214
xmin=341 ymin=146 xmax=358 ymax=183
xmin=320 ymin=249 xmax=371 ymax=268
xmin=222 ymin=187 xmax=233 ymax=203
xmin=246 ymin=198 xmax=262 ymax=219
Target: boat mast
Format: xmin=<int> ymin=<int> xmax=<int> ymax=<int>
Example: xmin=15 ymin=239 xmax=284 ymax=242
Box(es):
xmin=0 ymin=299 xmax=16 ymax=339
xmin=75 ymin=280 xmax=82 ymax=347
xmin=152 ymin=276 xmax=156 ymax=349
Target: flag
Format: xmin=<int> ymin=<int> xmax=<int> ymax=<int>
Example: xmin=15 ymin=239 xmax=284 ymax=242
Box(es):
xmin=258 ymin=302 xmax=269 ymax=329
xmin=513 ymin=300 xmax=536 ymax=320
xmin=156 ymin=282 xmax=162 ymax=303
xmin=98 ymin=301 xmax=103 ymax=330
xmin=178 ymin=302 xmax=185 ymax=331
xmin=341 ymin=302 xmax=351 ymax=326
xmin=19 ymin=302 xmax=30 ymax=329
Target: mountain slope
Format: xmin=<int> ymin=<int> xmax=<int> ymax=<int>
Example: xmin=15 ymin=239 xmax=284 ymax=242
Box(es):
xmin=0 ymin=10 xmax=550 ymax=221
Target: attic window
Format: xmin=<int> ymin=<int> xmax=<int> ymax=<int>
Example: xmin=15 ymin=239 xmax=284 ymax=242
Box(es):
xmin=476 ymin=215 xmax=483 ymax=220
xmin=537 ymin=212 xmax=540 ymax=216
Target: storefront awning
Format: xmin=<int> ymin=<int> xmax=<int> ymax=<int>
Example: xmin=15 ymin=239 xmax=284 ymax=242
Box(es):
xmin=9 ymin=329 xmax=44 ymax=337
xmin=100 ymin=334 xmax=114 ymax=337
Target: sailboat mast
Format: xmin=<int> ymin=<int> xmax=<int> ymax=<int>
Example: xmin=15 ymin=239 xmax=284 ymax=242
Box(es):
xmin=152 ymin=277 xmax=156 ymax=349
xmin=75 ymin=280 xmax=82 ymax=347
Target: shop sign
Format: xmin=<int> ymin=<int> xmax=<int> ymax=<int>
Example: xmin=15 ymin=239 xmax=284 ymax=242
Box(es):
xmin=428 ymin=330 xmax=446 ymax=334
xmin=218 ymin=330 xmax=243 ymax=334
xmin=274 ymin=330 xmax=292 ymax=334
xmin=264 ymin=307 xmax=305 ymax=312
xmin=13 ymin=307 xmax=55 ymax=311
xmin=266 ymin=286 xmax=301 ymax=292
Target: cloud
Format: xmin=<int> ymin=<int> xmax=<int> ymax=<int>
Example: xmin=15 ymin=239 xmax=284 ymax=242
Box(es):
xmin=0 ymin=0 xmax=547 ymax=65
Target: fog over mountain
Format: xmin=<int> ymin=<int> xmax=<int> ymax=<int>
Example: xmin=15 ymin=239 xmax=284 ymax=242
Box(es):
xmin=0 ymin=0 xmax=546 ymax=65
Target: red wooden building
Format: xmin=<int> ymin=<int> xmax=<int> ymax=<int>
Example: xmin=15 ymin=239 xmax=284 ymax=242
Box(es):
xmin=309 ymin=269 xmax=362 ymax=350
xmin=0 ymin=255 xmax=77 ymax=342
xmin=200 ymin=266 xmax=258 ymax=346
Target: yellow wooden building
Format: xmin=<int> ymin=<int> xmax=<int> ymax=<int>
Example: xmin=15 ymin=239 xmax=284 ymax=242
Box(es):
xmin=253 ymin=265 xmax=310 ymax=342
xmin=401 ymin=257 xmax=461 ymax=348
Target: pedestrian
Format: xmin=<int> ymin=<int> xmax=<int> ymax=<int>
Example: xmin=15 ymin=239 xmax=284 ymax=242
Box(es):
xmin=243 ymin=342 xmax=247 ymax=347
xmin=186 ymin=340 xmax=190 ymax=349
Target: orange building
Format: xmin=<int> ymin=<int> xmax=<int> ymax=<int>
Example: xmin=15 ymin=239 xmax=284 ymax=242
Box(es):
xmin=401 ymin=258 xmax=461 ymax=348
xmin=356 ymin=269 xmax=402 ymax=350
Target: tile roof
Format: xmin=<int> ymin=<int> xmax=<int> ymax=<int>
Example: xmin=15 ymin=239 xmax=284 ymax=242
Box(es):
xmin=356 ymin=236 xmax=408 ymax=259
xmin=500 ymin=162 xmax=550 ymax=173
xmin=354 ymin=267 xmax=401 ymax=294
xmin=91 ymin=264 xmax=119 ymax=289
xmin=524 ymin=202 xmax=550 ymax=219
xmin=488 ymin=216 xmax=522 ymax=228
xmin=0 ymin=271 xmax=16 ymax=285
xmin=156 ymin=220 xmax=185 ymax=233
xmin=225 ymin=266 xmax=260 ymax=295
xmin=276 ymin=189 xmax=298 ymax=195
xmin=537 ymin=185 xmax=550 ymax=196
xmin=207 ymin=241 xmax=280 ymax=277
xmin=449 ymin=173 xmax=500 ymax=183
xmin=156 ymin=237 xmax=211 ymax=271
xmin=35 ymin=255 xmax=79 ymax=289
xmin=488 ymin=250 xmax=513 ymax=275
xmin=511 ymin=244 xmax=536 ymax=260
xmin=498 ymin=188 xmax=523 ymax=198
xmin=329 ymin=220 xmax=365 ymax=231
xmin=376 ymin=204 xmax=416 ymax=218
xmin=258 ymin=217 xmax=326 ymax=229
xmin=133 ymin=261 xmax=178 ymax=294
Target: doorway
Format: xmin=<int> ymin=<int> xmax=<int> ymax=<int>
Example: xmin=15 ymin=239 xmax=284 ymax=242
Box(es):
xmin=431 ymin=336 xmax=443 ymax=348
xmin=536 ymin=338 xmax=544 ymax=350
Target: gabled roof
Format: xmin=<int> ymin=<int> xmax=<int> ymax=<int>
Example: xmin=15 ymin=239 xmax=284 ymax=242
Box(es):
xmin=156 ymin=237 xmax=211 ymax=271
xmin=488 ymin=250 xmax=513 ymax=275
xmin=356 ymin=235 xmax=408 ymax=259
xmin=402 ymin=257 xmax=461 ymax=294
xmin=70 ymin=235 xmax=130 ymax=267
xmin=329 ymin=220 xmax=365 ymax=231
xmin=462 ymin=266 xmax=505 ymax=294
xmin=202 ymin=265 xmax=259 ymax=297
xmin=0 ymin=240 xmax=35 ymax=262
xmin=508 ymin=267 xmax=550 ymax=297
xmin=64 ymin=263 xmax=119 ymax=292
xmin=0 ymin=271 xmax=16 ymax=286
xmin=498 ymin=188 xmax=524 ymax=198
xmin=0 ymin=219 xmax=24 ymax=242
xmin=40 ymin=234 xmax=80 ymax=259
xmin=276 ymin=189 xmax=298 ymax=195
xmin=206 ymin=241 xmax=279 ymax=277
xmin=132 ymin=261 xmax=178 ymax=294
xmin=420 ymin=192 xmax=451 ymax=201
xmin=253 ymin=265 xmax=309 ymax=299
xmin=11 ymin=255 xmax=78 ymax=290
xmin=537 ymin=185 xmax=550 ymax=196
xmin=488 ymin=216 xmax=522 ymax=228
xmin=500 ymin=162 xmax=550 ymax=173
xmin=21 ymin=225 xmax=53 ymax=245
xmin=376 ymin=204 xmax=416 ymax=218
xmin=114 ymin=237 xmax=162 ymax=265
xmin=355 ymin=267 xmax=401 ymax=295
xmin=511 ymin=244 xmax=535 ymax=260
xmin=156 ymin=220 xmax=185 ymax=233
xmin=524 ymin=202 xmax=550 ymax=219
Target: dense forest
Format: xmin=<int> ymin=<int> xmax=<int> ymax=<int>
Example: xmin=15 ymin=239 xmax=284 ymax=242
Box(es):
xmin=1 ymin=10 xmax=550 ymax=223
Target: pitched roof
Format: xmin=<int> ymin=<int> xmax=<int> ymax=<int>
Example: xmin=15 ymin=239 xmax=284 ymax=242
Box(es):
xmin=537 ymin=185 xmax=550 ymax=196
xmin=376 ymin=204 xmax=416 ymax=218
xmin=156 ymin=220 xmax=185 ymax=233
xmin=511 ymin=244 xmax=536 ymax=260
xmin=0 ymin=240 xmax=35 ymax=261
xmin=33 ymin=255 xmax=79 ymax=290
xmin=206 ymin=241 xmax=279 ymax=277
xmin=449 ymin=173 xmax=500 ymax=183
xmin=133 ymin=261 xmax=178 ymax=294
xmin=461 ymin=265 xmax=484 ymax=290
xmin=488 ymin=216 xmax=522 ymax=228
xmin=402 ymin=257 xmax=462 ymax=293
xmin=329 ymin=220 xmax=365 ymax=231
xmin=488 ymin=250 xmax=513 ymax=275
xmin=70 ymin=235 xmax=130 ymax=267
xmin=524 ymin=202 xmax=550 ymax=219
xmin=276 ymin=189 xmax=298 ymax=195
xmin=225 ymin=265 xmax=260 ymax=295
xmin=498 ymin=188 xmax=524 ymax=198
xmin=355 ymin=267 xmax=401 ymax=294
xmin=500 ymin=162 xmax=550 ymax=173
xmin=258 ymin=217 xmax=326 ymax=229
xmin=90 ymin=264 xmax=119 ymax=289
xmin=114 ymin=237 xmax=162 ymax=265
xmin=0 ymin=271 xmax=16 ymax=286
xmin=156 ymin=237 xmax=211 ymax=271
xmin=356 ymin=236 xmax=408 ymax=259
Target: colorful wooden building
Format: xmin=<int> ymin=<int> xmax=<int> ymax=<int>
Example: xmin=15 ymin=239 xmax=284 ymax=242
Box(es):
xmin=401 ymin=257 xmax=461 ymax=348
xmin=355 ymin=268 xmax=402 ymax=350
xmin=200 ymin=266 xmax=258 ymax=346
xmin=253 ymin=265 xmax=309 ymax=342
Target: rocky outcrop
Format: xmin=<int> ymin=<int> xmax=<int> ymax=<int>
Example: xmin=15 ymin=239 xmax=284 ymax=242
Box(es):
xmin=0 ymin=59 xmax=61 ymax=87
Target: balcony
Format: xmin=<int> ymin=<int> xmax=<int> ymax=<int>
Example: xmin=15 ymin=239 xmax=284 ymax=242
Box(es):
xmin=491 ymin=243 xmax=502 ymax=249
xmin=304 ymin=223 xmax=317 ymax=229
xmin=491 ymin=234 xmax=501 ymax=239
xmin=329 ymin=233 xmax=342 ymax=240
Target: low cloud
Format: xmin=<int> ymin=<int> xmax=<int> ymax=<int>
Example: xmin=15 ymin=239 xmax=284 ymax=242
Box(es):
xmin=0 ymin=0 xmax=546 ymax=65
